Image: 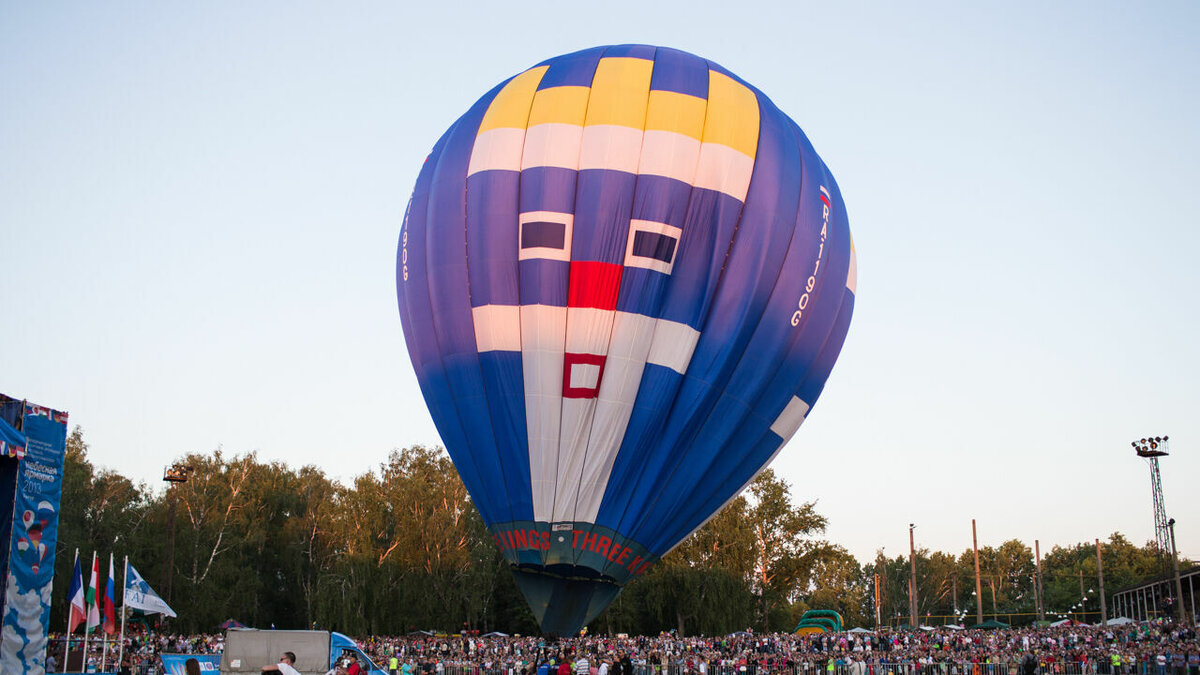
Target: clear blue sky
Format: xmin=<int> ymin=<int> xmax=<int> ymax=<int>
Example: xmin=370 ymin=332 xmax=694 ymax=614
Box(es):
xmin=3 ymin=1 xmax=1198 ymax=565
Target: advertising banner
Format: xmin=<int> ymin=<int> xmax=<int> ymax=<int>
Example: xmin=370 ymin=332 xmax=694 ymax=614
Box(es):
xmin=0 ymin=399 xmax=68 ymax=675
xmin=161 ymin=653 xmax=222 ymax=674
xmin=0 ymin=455 xmax=16 ymax=599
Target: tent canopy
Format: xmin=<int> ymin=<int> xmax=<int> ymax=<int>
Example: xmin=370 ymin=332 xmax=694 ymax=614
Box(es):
xmin=971 ymin=620 xmax=1010 ymax=630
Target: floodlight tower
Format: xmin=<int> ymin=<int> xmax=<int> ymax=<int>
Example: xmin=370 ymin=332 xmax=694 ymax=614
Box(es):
xmin=161 ymin=462 xmax=193 ymax=603
xmin=1132 ymin=437 xmax=1171 ymax=556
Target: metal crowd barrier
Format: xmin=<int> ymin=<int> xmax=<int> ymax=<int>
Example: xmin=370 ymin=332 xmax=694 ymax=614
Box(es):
xmin=424 ymin=662 xmax=1190 ymax=675
xmin=621 ymin=662 xmax=1118 ymax=675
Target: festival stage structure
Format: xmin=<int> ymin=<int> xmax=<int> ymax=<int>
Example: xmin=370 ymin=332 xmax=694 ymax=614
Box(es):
xmin=0 ymin=393 xmax=69 ymax=674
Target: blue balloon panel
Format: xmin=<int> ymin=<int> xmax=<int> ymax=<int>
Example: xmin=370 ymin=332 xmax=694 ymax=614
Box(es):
xmin=397 ymin=45 xmax=856 ymax=635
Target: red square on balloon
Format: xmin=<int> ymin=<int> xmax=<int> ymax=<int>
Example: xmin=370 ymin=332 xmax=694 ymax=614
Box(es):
xmin=567 ymin=261 xmax=622 ymax=311
xmin=563 ymin=352 xmax=606 ymax=399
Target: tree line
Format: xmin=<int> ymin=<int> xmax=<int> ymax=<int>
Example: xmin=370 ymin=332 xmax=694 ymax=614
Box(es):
xmin=52 ymin=428 xmax=1178 ymax=636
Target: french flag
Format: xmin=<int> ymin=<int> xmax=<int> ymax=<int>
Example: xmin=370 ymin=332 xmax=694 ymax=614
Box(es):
xmin=67 ymin=552 xmax=86 ymax=633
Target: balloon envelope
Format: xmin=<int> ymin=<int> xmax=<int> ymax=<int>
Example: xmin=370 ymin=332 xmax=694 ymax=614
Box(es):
xmin=397 ymin=45 xmax=856 ymax=635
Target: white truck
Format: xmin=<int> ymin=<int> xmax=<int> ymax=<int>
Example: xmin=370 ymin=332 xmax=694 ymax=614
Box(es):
xmin=219 ymin=629 xmax=386 ymax=675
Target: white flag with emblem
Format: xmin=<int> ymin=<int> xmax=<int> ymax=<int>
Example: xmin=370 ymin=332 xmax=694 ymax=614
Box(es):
xmin=122 ymin=561 xmax=177 ymax=617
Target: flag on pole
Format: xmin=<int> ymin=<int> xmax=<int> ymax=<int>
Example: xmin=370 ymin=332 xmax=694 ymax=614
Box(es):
xmin=67 ymin=554 xmax=86 ymax=633
xmin=86 ymin=551 xmax=101 ymax=630
xmin=123 ymin=562 xmax=176 ymax=617
xmin=117 ymin=556 xmax=129 ymax=669
xmin=103 ymin=553 xmax=117 ymax=634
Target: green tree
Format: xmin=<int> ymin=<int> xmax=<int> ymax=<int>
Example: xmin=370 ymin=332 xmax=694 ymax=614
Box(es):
xmin=625 ymin=493 xmax=757 ymax=636
xmin=51 ymin=427 xmax=151 ymax=630
xmin=973 ymin=540 xmax=1036 ymax=619
xmin=746 ymin=469 xmax=828 ymax=631
xmin=801 ymin=545 xmax=870 ymax=628
xmin=1040 ymin=534 xmax=1169 ymax=621
xmin=62 ymin=427 xmax=1193 ymax=637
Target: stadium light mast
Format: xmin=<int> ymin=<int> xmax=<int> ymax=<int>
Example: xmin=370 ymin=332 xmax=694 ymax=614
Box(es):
xmin=161 ymin=463 xmax=192 ymax=604
xmin=1132 ymin=437 xmax=1171 ymax=557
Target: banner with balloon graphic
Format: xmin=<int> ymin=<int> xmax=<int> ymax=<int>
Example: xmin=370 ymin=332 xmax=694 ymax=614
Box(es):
xmin=0 ymin=395 xmax=68 ymax=674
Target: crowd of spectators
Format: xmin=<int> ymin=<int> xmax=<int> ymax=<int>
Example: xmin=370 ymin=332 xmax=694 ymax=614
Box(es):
xmin=47 ymin=620 xmax=1200 ymax=675
xmin=48 ymin=631 xmax=221 ymax=673
xmin=358 ymin=622 xmax=1200 ymax=675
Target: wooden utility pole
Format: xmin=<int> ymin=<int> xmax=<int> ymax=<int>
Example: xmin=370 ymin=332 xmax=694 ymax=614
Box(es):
xmin=953 ymin=574 xmax=959 ymax=615
xmin=990 ymin=576 xmax=998 ymax=619
xmin=909 ymin=524 xmax=919 ymax=628
xmin=1035 ymin=540 xmax=1045 ymax=621
xmin=1096 ymin=538 xmax=1108 ymax=626
xmin=1078 ymin=569 xmax=1086 ymax=620
xmin=1168 ymin=519 xmax=1189 ymax=625
xmin=874 ymin=573 xmax=882 ymax=631
xmin=972 ymin=519 xmax=983 ymax=625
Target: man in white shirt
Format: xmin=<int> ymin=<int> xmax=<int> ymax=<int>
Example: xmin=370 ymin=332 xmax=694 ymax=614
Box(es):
xmin=262 ymin=651 xmax=302 ymax=675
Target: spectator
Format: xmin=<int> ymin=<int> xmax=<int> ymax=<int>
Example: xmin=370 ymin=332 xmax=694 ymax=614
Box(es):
xmin=262 ymin=651 xmax=301 ymax=675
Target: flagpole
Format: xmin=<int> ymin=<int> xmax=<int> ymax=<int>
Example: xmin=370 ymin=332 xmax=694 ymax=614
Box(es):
xmin=100 ymin=569 xmax=109 ymax=667
xmin=102 ymin=552 xmax=115 ymax=672
xmin=117 ymin=555 xmax=128 ymax=672
xmin=85 ymin=550 xmax=96 ymax=673
xmin=63 ymin=548 xmax=77 ymax=673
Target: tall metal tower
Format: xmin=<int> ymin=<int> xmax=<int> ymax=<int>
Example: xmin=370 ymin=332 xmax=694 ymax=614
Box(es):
xmin=1132 ymin=437 xmax=1171 ymax=555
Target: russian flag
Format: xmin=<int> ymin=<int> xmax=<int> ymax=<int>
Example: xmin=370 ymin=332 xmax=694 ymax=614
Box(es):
xmin=102 ymin=553 xmax=116 ymax=634
xmin=67 ymin=553 xmax=86 ymax=633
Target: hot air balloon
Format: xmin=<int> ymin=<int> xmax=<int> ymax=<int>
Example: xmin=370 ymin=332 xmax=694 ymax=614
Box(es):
xmin=396 ymin=45 xmax=856 ymax=635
